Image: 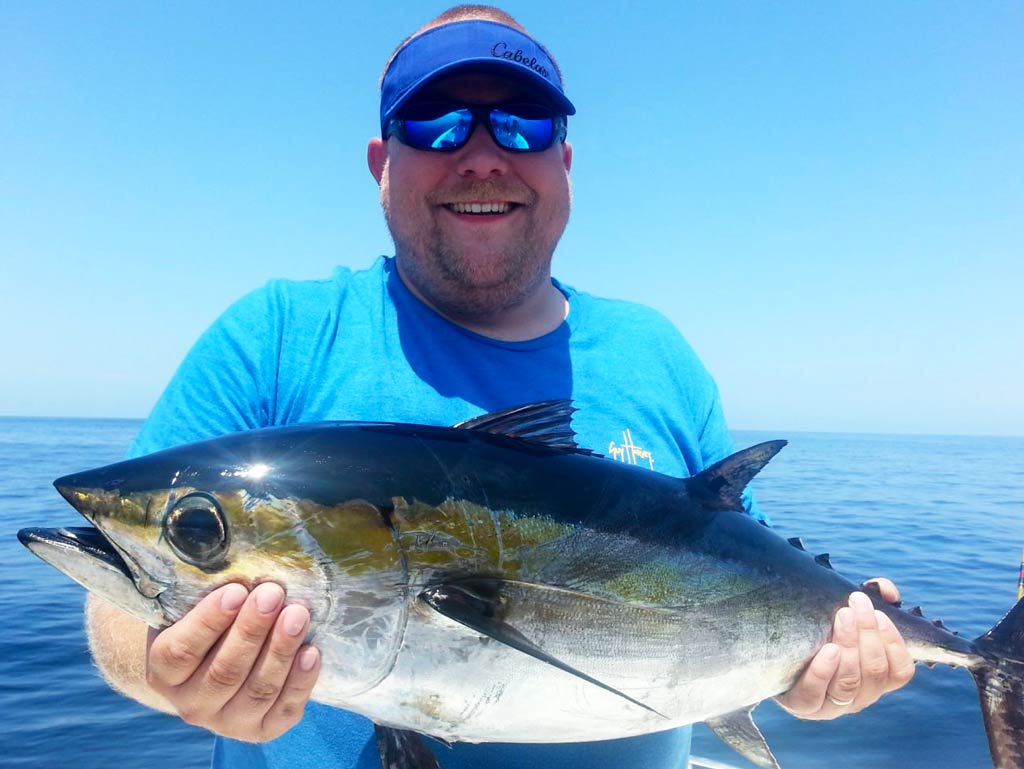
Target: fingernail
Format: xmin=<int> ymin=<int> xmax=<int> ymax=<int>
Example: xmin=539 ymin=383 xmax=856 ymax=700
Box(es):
xmin=298 ymin=647 xmax=319 ymax=672
xmin=220 ymin=584 xmax=247 ymax=612
xmin=849 ymin=592 xmax=872 ymax=612
xmin=875 ymin=610 xmax=894 ymax=630
xmin=255 ymin=583 xmax=284 ymax=614
xmin=282 ymin=605 xmax=308 ymax=637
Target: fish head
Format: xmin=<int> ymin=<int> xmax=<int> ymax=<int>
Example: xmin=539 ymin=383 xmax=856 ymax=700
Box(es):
xmin=23 ymin=425 xmax=417 ymax=697
xmin=22 ymin=436 xmax=339 ymax=629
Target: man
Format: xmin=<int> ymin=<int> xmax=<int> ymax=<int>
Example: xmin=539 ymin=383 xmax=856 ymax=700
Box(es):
xmin=86 ymin=6 xmax=914 ymax=769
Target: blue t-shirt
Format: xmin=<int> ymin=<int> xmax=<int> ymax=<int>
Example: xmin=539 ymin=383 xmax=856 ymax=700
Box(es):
xmin=130 ymin=256 xmax=763 ymax=769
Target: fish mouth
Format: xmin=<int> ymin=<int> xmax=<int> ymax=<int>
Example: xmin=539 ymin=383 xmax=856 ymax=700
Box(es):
xmin=18 ymin=526 xmax=134 ymax=579
xmin=51 ymin=476 xmax=171 ymax=595
xmin=18 ymin=523 xmax=170 ymax=626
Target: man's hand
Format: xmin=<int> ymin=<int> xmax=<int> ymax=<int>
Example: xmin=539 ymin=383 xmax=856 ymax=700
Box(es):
xmin=776 ymin=578 xmax=915 ymax=720
xmin=146 ymin=582 xmax=321 ymax=742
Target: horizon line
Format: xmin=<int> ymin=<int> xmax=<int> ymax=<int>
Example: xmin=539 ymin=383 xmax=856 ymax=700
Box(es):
xmin=1 ymin=414 xmax=1021 ymax=441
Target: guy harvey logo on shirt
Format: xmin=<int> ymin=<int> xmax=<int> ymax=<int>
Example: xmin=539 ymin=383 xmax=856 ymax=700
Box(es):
xmin=607 ymin=429 xmax=655 ymax=470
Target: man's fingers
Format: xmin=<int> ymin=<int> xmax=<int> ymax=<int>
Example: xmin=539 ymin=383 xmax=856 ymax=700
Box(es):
xmin=144 ymin=581 xmax=320 ymax=741
xmin=863 ymin=577 xmax=900 ymax=605
xmin=147 ymin=583 xmax=249 ymax=688
xmin=877 ymin=610 xmax=916 ymax=693
xmin=823 ymin=604 xmax=862 ymax=713
xmin=179 ymin=583 xmax=286 ymax=708
xmin=779 ymin=586 xmax=915 ymax=723
xmin=849 ymin=592 xmax=889 ymax=708
xmin=260 ymin=646 xmax=322 ymax=740
xmin=775 ymin=643 xmax=840 ymax=717
xmin=224 ymin=603 xmax=311 ymax=717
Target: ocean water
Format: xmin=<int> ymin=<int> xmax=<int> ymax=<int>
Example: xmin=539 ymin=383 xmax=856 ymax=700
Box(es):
xmin=1 ymin=417 xmax=1021 ymax=769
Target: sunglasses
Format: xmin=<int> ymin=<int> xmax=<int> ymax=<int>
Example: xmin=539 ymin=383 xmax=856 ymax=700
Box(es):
xmin=386 ymin=102 xmax=567 ymax=153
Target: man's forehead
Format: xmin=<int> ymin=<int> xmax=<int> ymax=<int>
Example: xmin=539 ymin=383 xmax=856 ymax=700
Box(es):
xmin=415 ymin=72 xmax=547 ymax=104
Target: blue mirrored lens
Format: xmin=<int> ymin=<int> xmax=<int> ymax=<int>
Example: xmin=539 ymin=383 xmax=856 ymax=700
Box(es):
xmin=490 ymin=109 xmax=554 ymax=150
xmin=402 ymin=109 xmax=472 ymax=150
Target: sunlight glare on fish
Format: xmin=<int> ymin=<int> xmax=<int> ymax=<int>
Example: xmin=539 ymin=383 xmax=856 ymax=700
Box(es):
xmin=245 ymin=462 xmax=271 ymax=479
xmin=220 ymin=462 xmax=272 ymax=479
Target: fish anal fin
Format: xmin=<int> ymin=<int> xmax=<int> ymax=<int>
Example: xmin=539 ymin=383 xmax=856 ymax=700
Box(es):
xmin=687 ymin=441 xmax=787 ymax=512
xmin=418 ymin=579 xmax=664 ymax=718
xmin=373 ymin=724 xmax=441 ymax=769
xmin=705 ymin=706 xmax=780 ymax=769
xmin=452 ymin=400 xmax=595 ymax=455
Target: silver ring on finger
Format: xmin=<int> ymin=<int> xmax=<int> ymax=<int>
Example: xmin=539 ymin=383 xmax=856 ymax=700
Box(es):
xmin=826 ymin=693 xmax=855 ymax=707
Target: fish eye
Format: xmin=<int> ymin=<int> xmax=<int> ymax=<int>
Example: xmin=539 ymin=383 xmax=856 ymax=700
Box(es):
xmin=164 ymin=493 xmax=229 ymax=568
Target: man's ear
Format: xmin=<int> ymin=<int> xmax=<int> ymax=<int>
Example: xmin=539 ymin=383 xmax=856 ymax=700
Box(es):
xmin=561 ymin=141 xmax=572 ymax=173
xmin=368 ymin=137 xmax=387 ymax=184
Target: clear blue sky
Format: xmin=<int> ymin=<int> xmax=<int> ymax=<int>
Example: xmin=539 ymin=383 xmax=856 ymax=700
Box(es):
xmin=2 ymin=2 xmax=1021 ymax=436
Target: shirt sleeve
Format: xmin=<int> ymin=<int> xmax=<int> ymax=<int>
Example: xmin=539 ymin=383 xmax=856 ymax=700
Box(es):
xmin=697 ymin=383 xmax=770 ymax=524
xmin=126 ymin=285 xmax=281 ymax=458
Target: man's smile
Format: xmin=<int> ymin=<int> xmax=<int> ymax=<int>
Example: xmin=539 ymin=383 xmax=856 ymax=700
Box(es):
xmin=443 ymin=201 xmax=520 ymax=215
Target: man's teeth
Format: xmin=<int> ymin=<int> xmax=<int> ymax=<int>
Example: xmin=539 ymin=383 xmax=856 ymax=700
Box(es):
xmin=447 ymin=202 xmax=511 ymax=214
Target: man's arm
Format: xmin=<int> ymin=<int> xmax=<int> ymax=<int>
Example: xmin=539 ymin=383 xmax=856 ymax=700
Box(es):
xmin=86 ymin=583 xmax=321 ymax=741
xmin=777 ymin=578 xmax=916 ymax=718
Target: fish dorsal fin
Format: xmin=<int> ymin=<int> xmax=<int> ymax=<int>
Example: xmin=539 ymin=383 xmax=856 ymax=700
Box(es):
xmin=419 ymin=579 xmax=663 ymax=717
xmin=687 ymin=441 xmax=787 ymax=512
xmin=453 ymin=400 xmax=595 ymax=454
xmin=705 ymin=706 xmax=780 ymax=769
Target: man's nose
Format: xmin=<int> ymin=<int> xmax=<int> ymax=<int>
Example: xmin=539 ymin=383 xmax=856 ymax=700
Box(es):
xmin=454 ymin=124 xmax=510 ymax=178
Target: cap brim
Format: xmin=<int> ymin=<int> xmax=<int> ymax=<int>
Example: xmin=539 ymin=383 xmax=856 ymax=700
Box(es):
xmin=384 ymin=58 xmax=576 ymax=127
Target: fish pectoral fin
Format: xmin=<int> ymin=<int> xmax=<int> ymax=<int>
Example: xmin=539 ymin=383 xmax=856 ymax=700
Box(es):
xmin=373 ymin=724 xmax=441 ymax=769
xmin=419 ymin=581 xmax=665 ymax=718
xmin=705 ymin=706 xmax=780 ymax=769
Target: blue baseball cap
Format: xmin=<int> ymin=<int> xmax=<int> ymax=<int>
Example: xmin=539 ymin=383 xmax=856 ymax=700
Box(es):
xmin=380 ymin=20 xmax=576 ymax=136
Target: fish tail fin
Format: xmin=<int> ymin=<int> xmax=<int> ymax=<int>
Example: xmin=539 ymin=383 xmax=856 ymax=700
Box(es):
xmin=972 ymin=595 xmax=1024 ymax=769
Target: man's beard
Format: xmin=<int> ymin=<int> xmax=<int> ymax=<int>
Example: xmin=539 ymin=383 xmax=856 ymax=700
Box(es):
xmin=395 ymin=220 xmax=548 ymax=319
xmin=381 ymin=177 xmax=568 ymax=323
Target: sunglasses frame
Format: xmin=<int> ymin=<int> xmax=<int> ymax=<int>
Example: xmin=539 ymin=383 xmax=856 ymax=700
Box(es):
xmin=386 ymin=101 xmax=568 ymax=154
